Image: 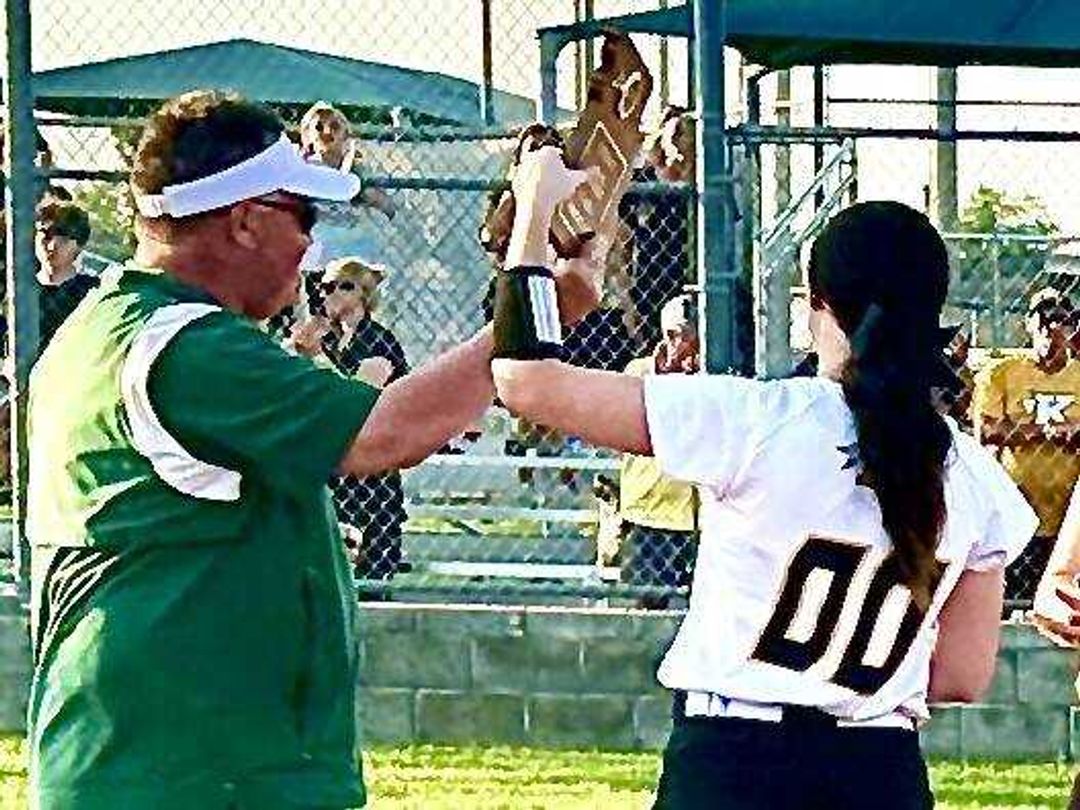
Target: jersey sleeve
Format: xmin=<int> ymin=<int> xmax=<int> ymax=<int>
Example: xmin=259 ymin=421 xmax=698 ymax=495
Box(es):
xmin=148 ymin=310 xmax=380 ymax=493
xmin=643 ymin=374 xmax=796 ymax=490
xmin=956 ymin=431 xmax=1039 ymax=570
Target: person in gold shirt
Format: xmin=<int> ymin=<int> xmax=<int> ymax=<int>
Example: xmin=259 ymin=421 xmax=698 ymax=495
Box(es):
xmin=619 ymin=295 xmax=699 ymax=608
xmin=974 ymin=287 xmax=1080 ymax=603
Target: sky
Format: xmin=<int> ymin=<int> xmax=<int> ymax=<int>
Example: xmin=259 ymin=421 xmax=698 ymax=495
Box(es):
xmin=18 ymin=0 xmax=1080 ymax=231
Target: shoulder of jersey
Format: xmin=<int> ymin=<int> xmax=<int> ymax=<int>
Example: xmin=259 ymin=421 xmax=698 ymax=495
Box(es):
xmin=945 ymin=419 xmax=998 ymax=480
xmin=747 ymin=376 xmax=848 ymax=432
xmin=769 ymin=375 xmax=842 ymax=405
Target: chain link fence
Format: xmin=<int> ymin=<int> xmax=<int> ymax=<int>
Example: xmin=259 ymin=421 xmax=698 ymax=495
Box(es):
xmin=4 ymin=5 xmax=1079 ymax=609
xmin=750 ymin=126 xmax=1080 ymax=612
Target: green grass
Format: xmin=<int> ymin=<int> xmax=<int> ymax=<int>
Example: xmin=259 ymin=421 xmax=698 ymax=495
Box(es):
xmin=0 ymin=736 xmax=1072 ymax=808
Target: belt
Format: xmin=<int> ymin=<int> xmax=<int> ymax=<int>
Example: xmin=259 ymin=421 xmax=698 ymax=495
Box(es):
xmin=681 ymin=691 xmax=916 ymax=731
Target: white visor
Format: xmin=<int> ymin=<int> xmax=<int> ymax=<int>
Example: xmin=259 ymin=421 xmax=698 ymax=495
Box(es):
xmin=133 ymin=133 xmax=361 ymax=218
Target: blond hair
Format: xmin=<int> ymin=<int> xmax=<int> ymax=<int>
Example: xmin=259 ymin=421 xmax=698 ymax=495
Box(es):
xmin=300 ymin=102 xmax=349 ymax=144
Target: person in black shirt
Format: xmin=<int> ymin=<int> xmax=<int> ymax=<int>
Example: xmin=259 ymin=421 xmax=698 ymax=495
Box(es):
xmin=563 ymin=306 xmax=636 ymax=372
xmin=617 ymin=106 xmax=695 ymax=351
xmin=297 ymin=256 xmax=409 ymax=582
xmin=35 ymin=197 xmax=96 ymax=351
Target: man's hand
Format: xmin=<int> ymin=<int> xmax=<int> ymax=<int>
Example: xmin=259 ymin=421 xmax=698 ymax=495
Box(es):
xmin=506 ymin=146 xmax=599 ymax=269
xmin=1031 ymin=571 xmax=1080 ymax=648
xmin=511 ymin=145 xmax=599 ymax=225
xmin=288 ymin=316 xmax=329 ymax=358
xmin=355 ymin=356 xmax=394 ymax=388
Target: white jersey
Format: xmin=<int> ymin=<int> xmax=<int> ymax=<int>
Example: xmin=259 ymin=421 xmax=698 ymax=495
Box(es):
xmin=643 ymin=374 xmax=1037 ymax=723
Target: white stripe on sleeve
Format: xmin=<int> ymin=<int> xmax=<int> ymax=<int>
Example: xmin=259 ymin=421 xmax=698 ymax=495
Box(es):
xmin=526 ymin=274 xmax=561 ymax=345
xmin=120 ymin=303 xmax=243 ymax=502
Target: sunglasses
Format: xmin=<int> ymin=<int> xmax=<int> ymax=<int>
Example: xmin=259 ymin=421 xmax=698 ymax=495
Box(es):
xmin=250 ymin=197 xmax=318 ymax=235
xmin=1031 ymin=305 xmax=1073 ymax=327
xmin=36 ymin=224 xmax=80 ymax=242
xmin=321 ymin=280 xmax=357 ymax=294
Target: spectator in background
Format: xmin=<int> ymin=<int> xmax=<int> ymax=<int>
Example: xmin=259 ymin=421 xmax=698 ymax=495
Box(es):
xmin=269 ymin=102 xmax=400 ymax=347
xmin=299 ymin=101 xmax=395 ymax=272
xmin=292 ymin=256 xmax=409 ymax=583
xmin=617 ymin=106 xmax=695 ymax=350
xmin=617 ymin=294 xmax=700 ymax=608
xmin=974 ymin=286 xmax=1080 ymax=604
xmin=34 ymin=196 xmax=96 ymax=351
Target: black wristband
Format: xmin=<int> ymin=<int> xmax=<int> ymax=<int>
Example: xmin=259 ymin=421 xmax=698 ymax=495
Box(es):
xmin=493 ymin=265 xmax=564 ymax=360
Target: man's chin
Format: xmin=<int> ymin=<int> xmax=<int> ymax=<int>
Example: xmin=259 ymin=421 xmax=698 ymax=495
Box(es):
xmin=257 ymin=289 xmax=298 ymax=321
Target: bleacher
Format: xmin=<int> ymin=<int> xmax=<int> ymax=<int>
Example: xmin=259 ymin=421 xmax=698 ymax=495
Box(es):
xmin=380 ymin=410 xmax=624 ymax=598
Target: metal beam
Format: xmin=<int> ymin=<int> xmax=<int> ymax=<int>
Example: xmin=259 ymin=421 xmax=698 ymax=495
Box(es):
xmin=695 ymin=0 xmax=740 ymax=373
xmin=539 ymin=31 xmax=571 ymax=124
xmin=480 ymin=0 xmax=495 ymax=126
xmin=4 ymin=0 xmax=38 ymax=593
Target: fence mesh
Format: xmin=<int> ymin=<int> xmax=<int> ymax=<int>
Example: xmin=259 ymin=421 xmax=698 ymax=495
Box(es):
xmin=4 ymin=6 xmax=1078 ymax=610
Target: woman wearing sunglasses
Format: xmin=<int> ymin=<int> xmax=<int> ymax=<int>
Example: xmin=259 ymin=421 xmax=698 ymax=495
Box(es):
xmin=289 ymin=256 xmax=410 ymax=586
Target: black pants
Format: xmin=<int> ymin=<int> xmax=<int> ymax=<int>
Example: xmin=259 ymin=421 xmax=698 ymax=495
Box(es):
xmin=330 ymin=473 xmax=405 ymax=581
xmin=652 ymin=705 xmax=933 ymax=810
xmin=621 ymin=524 xmax=697 ymax=609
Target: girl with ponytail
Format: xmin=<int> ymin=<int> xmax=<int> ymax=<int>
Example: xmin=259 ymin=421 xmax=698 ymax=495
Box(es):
xmin=490 ymin=146 xmax=1038 ymax=810
xmin=808 ymin=201 xmax=955 ymax=612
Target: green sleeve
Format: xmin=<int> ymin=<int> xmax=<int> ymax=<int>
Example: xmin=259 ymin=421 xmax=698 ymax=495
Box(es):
xmin=148 ymin=311 xmax=380 ymax=492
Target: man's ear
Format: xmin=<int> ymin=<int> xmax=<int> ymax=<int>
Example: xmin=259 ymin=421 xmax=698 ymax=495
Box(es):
xmin=227 ymin=202 xmax=260 ymax=250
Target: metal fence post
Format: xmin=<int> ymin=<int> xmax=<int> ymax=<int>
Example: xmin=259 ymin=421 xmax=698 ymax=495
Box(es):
xmin=991 ymin=237 xmax=1003 ymax=349
xmin=695 ymin=0 xmax=739 ymax=373
xmin=4 ymin=0 xmax=39 ymax=595
xmin=480 ymin=0 xmax=495 ymax=126
xmin=539 ymin=31 xmax=565 ymax=125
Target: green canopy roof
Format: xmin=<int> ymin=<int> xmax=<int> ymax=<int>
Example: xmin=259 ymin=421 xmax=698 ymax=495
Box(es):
xmin=541 ymin=1 xmax=1080 ymax=69
xmin=34 ymin=38 xmax=536 ymax=124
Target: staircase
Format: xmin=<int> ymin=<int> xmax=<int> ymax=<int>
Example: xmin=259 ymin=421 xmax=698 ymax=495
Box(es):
xmin=754 ymin=139 xmax=857 ymax=377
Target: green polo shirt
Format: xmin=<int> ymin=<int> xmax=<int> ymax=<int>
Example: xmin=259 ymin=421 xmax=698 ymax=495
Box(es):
xmin=26 ymin=264 xmax=379 ymax=810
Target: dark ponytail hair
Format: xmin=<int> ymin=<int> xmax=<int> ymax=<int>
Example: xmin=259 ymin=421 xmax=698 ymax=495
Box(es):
xmin=808 ymin=202 xmax=953 ymax=610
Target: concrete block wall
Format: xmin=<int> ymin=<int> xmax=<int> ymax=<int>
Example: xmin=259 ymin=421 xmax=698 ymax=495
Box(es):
xmin=921 ymin=622 xmax=1079 ymax=760
xmin=0 ymin=600 xmax=1075 ymax=760
xmin=356 ymin=604 xmax=681 ymax=750
xmin=356 ymin=605 xmax=1078 ymax=760
xmin=0 ymin=597 xmax=30 ymax=732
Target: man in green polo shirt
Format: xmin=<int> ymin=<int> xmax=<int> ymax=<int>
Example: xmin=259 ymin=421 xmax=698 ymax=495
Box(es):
xmin=25 ymin=90 xmax=597 ymax=810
